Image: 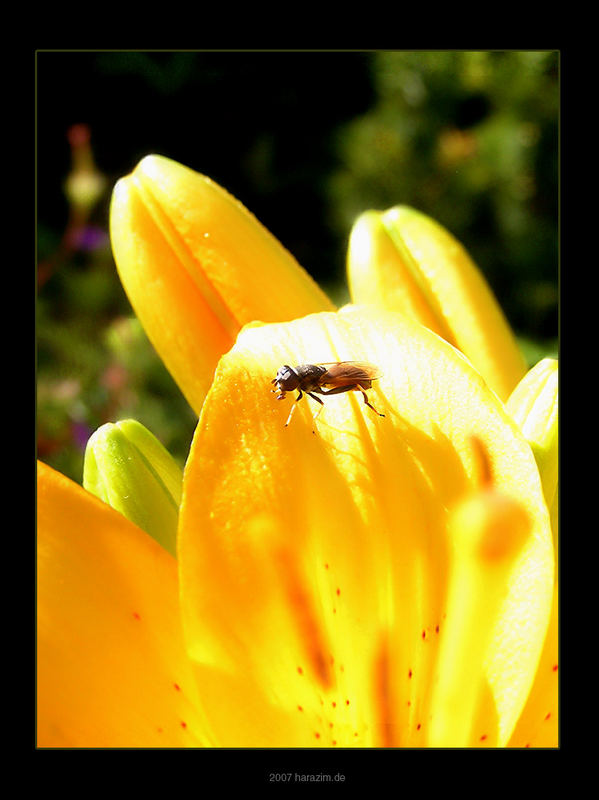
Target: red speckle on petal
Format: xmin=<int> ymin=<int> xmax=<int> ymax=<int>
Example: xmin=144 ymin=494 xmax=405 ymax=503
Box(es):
xmin=173 ymin=683 xmax=181 ymax=692
xmin=315 ymin=732 xmax=320 ymax=739
xmin=298 ymin=705 xmax=303 ymax=712
xmin=180 ymin=721 xmax=187 ymax=729
xmin=336 ymin=588 xmax=341 ymax=596
xmin=544 ymin=712 xmax=551 ymax=721
xmin=345 ymin=699 xmax=350 ymax=706
xmin=132 ymin=612 xmax=141 ymax=621
xmin=297 ymin=667 xmax=303 ymax=675
xmin=552 ymin=664 xmax=558 ymax=672
xmin=408 ymin=669 xmax=413 ymax=679
xmin=480 ymin=734 xmax=488 ymax=741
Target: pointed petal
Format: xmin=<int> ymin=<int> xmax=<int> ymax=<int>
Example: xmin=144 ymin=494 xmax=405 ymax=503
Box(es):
xmin=37 ymin=462 xmax=206 ymax=747
xmin=110 ymin=155 xmax=333 ymax=412
xmin=507 ymin=358 xmax=558 ymax=514
xmin=347 ymin=206 xmax=527 ymax=400
xmin=178 ymin=307 xmax=553 ymax=747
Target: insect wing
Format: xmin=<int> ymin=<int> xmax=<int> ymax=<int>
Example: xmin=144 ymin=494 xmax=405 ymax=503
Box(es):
xmin=319 ymin=361 xmax=382 ymax=386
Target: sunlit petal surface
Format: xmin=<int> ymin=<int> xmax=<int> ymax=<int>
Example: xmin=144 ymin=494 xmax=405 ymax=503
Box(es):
xmin=507 ymin=586 xmax=558 ymax=747
xmin=179 ymin=307 xmax=553 ymax=747
xmin=37 ymin=462 xmax=207 ymax=747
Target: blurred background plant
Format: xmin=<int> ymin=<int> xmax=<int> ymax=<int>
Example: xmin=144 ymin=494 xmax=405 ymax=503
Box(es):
xmin=37 ymin=50 xmax=558 ymax=483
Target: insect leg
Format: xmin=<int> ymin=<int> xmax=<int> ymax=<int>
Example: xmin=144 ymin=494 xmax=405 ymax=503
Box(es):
xmin=357 ymin=385 xmax=385 ymax=417
xmin=307 ymin=392 xmax=325 ymax=407
xmin=307 ymin=392 xmax=325 ymax=417
xmin=306 ymin=392 xmax=325 ymax=433
xmin=318 ymin=384 xmax=385 ymax=417
xmin=316 ymin=385 xmax=356 ymax=396
xmin=285 ymin=389 xmax=303 ymax=427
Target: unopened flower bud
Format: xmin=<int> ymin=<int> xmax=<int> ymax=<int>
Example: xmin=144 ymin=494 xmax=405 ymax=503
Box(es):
xmin=83 ymin=419 xmax=182 ymax=556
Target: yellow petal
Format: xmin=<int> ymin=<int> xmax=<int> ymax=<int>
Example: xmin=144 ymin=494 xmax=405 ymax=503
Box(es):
xmin=507 ymin=583 xmax=558 ymax=747
xmin=505 ymin=357 xmax=558 ymax=747
xmin=178 ymin=306 xmax=553 ymax=747
xmin=347 ymin=210 xmax=446 ymax=335
xmin=110 ymin=155 xmax=333 ymax=413
xmin=506 ymin=358 xmax=558 ymax=514
xmin=347 ymin=206 xmax=527 ymax=400
xmin=37 ymin=461 xmax=206 ymax=747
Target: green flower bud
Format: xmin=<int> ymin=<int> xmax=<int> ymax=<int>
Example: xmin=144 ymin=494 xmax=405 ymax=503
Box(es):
xmin=83 ymin=419 xmax=182 ymax=557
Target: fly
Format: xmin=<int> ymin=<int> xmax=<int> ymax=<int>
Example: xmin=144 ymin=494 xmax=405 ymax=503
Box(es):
xmin=271 ymin=361 xmax=385 ymax=429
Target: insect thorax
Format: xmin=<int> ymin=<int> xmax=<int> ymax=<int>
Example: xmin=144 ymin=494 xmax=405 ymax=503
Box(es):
xmin=294 ymin=363 xmax=327 ymax=390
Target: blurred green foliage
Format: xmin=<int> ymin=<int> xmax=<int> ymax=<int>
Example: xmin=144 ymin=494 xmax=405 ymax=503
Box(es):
xmin=37 ymin=51 xmax=558 ymax=484
xmin=37 ymin=128 xmax=196 ymax=482
xmin=328 ymin=51 xmax=558 ymax=343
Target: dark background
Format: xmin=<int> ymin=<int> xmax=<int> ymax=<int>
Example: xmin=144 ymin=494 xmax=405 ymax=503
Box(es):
xmin=37 ymin=50 xmax=559 ymax=482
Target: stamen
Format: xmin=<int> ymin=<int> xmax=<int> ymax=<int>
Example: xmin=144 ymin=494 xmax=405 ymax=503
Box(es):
xmin=468 ymin=434 xmax=493 ymax=487
xmin=428 ymin=480 xmax=530 ymax=746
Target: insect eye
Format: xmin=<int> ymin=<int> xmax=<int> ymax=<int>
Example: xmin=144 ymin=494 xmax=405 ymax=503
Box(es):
xmin=273 ymin=365 xmax=299 ymax=390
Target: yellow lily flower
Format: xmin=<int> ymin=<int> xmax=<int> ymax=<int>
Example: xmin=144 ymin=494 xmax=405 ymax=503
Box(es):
xmin=37 ymin=319 xmax=553 ymax=747
xmin=347 ymin=206 xmax=528 ymax=401
xmin=110 ymin=154 xmax=333 ymax=414
xmin=38 ymin=156 xmax=556 ymax=748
